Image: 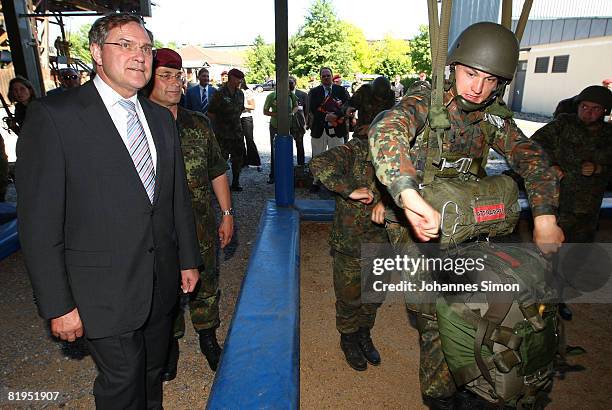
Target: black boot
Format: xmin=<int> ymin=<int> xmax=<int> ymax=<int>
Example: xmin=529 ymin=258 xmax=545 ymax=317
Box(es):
xmin=340 ymin=332 xmax=367 ymax=371
xmin=357 ymin=327 xmax=381 ymax=365
xmin=423 ymin=394 xmax=455 ymax=410
xmin=161 ymin=338 xmax=179 ymax=382
xmin=199 ymin=328 xmax=222 ymax=371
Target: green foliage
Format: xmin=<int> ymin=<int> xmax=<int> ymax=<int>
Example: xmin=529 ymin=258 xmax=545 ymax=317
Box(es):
xmin=409 ymin=25 xmax=432 ymax=75
xmin=370 ymin=36 xmax=412 ymax=79
xmin=341 ymin=21 xmax=371 ymax=75
xmin=166 ymin=41 xmax=178 ymax=50
xmin=245 ymin=35 xmax=275 ymax=83
xmin=289 ymin=0 xmax=352 ymax=77
xmin=67 ymin=24 xmax=92 ymax=65
xmin=153 ymin=39 xmax=164 ymax=50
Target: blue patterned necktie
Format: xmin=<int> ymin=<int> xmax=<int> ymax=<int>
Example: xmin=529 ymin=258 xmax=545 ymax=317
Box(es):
xmin=118 ymin=99 xmax=156 ymax=203
xmin=201 ymin=87 xmax=208 ymax=113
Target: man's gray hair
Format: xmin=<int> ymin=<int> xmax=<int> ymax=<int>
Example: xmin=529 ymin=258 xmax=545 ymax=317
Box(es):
xmin=88 ymin=12 xmax=145 ymax=47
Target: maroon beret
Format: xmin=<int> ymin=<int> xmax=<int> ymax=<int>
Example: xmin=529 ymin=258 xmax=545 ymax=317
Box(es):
xmin=221 ymin=70 xmax=228 ymax=75
xmin=227 ymin=68 xmax=244 ymax=79
xmin=153 ymin=48 xmax=182 ymax=70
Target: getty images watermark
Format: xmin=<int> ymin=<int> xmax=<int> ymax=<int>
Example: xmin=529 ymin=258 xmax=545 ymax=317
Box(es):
xmin=360 ymin=242 xmax=612 ymax=305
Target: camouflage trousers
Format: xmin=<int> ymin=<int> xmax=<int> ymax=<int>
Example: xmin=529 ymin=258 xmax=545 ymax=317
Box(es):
xmin=172 ymin=246 xmax=220 ymax=338
xmin=0 ymin=136 xmax=7 ymax=202
xmin=386 ymin=222 xmax=457 ymax=399
xmin=558 ymin=210 xmax=599 ymax=243
xmin=219 ymin=135 xmax=245 ymax=185
xmin=333 ymin=250 xmax=380 ymax=334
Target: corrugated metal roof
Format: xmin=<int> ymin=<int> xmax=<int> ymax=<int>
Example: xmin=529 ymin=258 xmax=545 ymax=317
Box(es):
xmin=35 ymin=1 xmax=151 ymax=16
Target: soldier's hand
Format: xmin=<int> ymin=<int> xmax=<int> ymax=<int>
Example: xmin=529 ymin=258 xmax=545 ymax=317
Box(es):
xmin=180 ymin=268 xmax=200 ymax=293
xmin=533 ymin=215 xmax=564 ymax=254
xmin=581 ymin=161 xmax=596 ymax=176
xmin=349 ymin=187 xmax=374 ymax=204
xmin=50 ymin=308 xmax=83 ymax=342
xmin=400 ymin=189 xmax=441 ymax=241
xmin=371 ymin=201 xmax=385 ymax=224
xmin=219 ymin=215 xmax=234 ymax=248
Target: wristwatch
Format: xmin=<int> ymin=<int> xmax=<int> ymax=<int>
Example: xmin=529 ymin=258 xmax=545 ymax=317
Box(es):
xmin=221 ymin=208 xmax=234 ymax=216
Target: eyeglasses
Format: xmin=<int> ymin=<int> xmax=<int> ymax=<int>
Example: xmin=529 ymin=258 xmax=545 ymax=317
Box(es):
xmin=62 ymin=75 xmax=79 ymax=80
xmin=156 ymin=72 xmax=186 ymax=82
xmin=104 ymin=40 xmax=153 ymax=56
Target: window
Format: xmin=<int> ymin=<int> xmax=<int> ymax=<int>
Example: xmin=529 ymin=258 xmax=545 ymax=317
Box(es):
xmin=552 ymin=55 xmax=570 ymax=73
xmin=534 ymin=57 xmax=549 ymax=73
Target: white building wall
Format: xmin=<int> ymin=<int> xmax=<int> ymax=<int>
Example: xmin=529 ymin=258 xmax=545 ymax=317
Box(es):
xmin=521 ymin=36 xmax=612 ymax=116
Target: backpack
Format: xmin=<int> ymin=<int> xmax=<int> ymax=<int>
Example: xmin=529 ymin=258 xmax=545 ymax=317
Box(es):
xmin=435 ymin=241 xmax=559 ymax=408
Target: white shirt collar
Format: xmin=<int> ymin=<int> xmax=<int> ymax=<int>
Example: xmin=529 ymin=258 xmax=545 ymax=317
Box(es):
xmin=93 ymin=74 xmax=138 ymax=108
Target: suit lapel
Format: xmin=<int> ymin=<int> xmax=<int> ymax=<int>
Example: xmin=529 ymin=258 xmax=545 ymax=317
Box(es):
xmin=75 ymin=81 xmax=155 ymax=205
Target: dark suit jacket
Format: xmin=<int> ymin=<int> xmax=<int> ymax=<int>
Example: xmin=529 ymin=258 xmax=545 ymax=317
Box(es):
xmin=293 ymin=89 xmax=309 ymax=132
xmin=308 ymin=84 xmax=350 ymax=139
xmin=184 ymin=84 xmax=217 ymax=114
xmin=16 ymin=80 xmax=201 ymax=339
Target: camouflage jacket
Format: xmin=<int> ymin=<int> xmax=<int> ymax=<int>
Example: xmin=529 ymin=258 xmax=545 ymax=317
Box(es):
xmin=344 ymin=83 xmax=395 ymax=136
xmin=177 ymin=107 xmax=228 ymax=251
xmin=207 ymin=85 xmax=244 ymax=139
xmin=531 ymin=113 xmax=612 ymax=215
xmin=310 ymin=136 xmax=388 ymax=257
xmin=368 ymin=86 xmax=560 ymax=217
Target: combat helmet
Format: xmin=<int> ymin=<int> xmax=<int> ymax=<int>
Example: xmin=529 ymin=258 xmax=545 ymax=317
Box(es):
xmin=575 ymin=85 xmax=612 ymax=116
xmin=447 ymin=22 xmax=519 ymax=111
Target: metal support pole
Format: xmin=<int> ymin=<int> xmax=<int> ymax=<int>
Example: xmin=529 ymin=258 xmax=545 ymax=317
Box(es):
xmin=1 ymin=0 xmax=45 ymax=97
xmin=274 ymin=0 xmax=294 ymax=207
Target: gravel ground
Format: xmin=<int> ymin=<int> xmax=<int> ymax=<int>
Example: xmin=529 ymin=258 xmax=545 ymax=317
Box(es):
xmin=0 ymin=91 xmax=324 ymax=409
xmin=0 ymin=96 xmax=568 ymax=409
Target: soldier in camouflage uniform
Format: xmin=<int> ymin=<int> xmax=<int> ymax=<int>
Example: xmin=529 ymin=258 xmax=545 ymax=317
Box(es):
xmin=309 ymin=77 xmax=394 ymax=372
xmin=532 ymin=85 xmax=612 ymax=243
xmin=147 ymin=49 xmax=234 ymax=378
xmin=368 ymin=23 xmax=564 ymax=408
xmin=343 ymin=76 xmax=396 ymax=135
xmin=208 ymin=68 xmax=246 ymax=191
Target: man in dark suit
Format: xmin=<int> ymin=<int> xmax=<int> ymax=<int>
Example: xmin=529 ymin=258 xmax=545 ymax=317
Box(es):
xmin=16 ymin=13 xmax=201 ymax=409
xmin=308 ymin=67 xmax=350 ymax=191
xmin=184 ymin=67 xmax=216 ymax=115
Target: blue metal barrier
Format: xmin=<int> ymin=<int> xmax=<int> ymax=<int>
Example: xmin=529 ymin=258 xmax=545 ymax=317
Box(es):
xmin=0 ymin=203 xmax=19 ymax=261
xmin=207 ymin=201 xmax=300 ymax=409
xmin=274 ymin=135 xmax=295 ymax=207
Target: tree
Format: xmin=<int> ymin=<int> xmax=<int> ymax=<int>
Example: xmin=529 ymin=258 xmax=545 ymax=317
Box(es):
xmin=67 ymin=24 xmax=92 ymax=64
xmin=245 ymin=35 xmax=275 ymax=83
xmin=289 ymin=0 xmax=352 ymax=77
xmin=409 ymin=25 xmax=432 ymax=75
xmin=370 ymin=36 xmax=412 ymax=78
xmin=341 ymin=21 xmax=371 ymax=75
